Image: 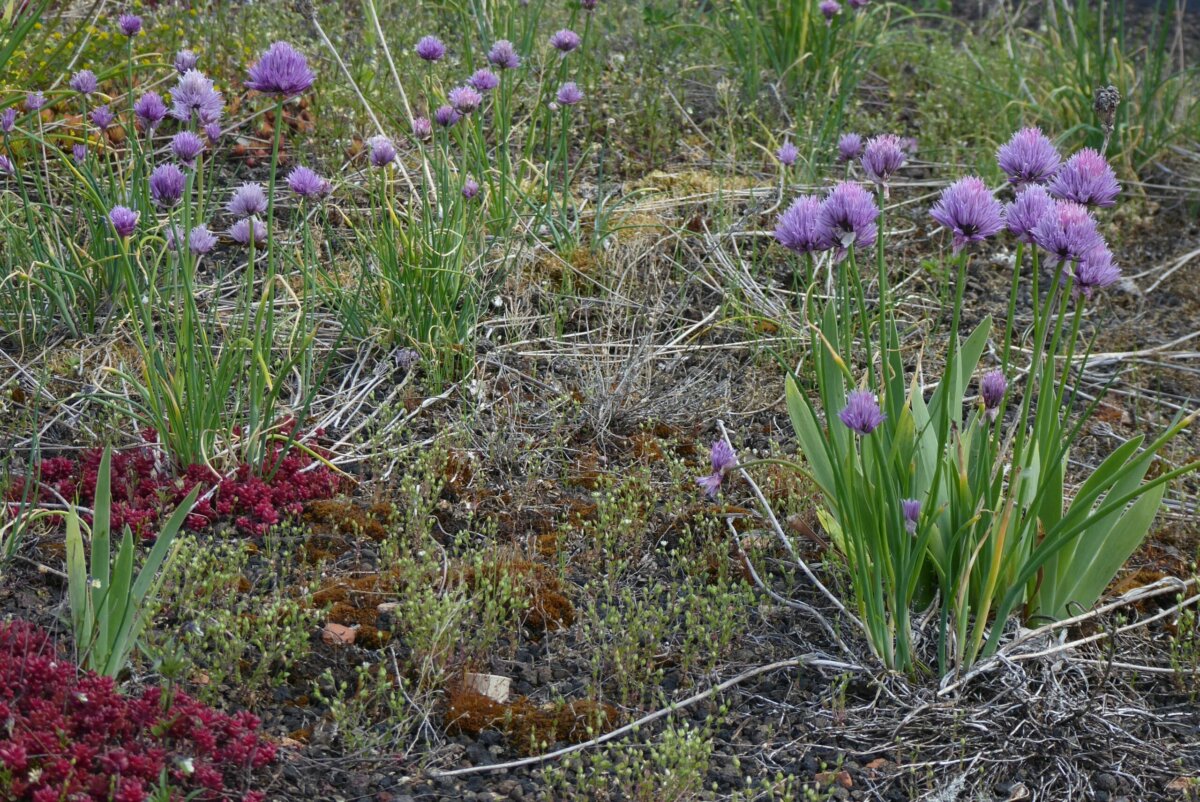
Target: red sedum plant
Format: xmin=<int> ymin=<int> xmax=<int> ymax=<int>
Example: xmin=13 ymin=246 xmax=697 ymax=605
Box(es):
xmin=0 ymin=620 xmax=276 ymax=801
xmin=7 ymin=435 xmax=341 ymax=538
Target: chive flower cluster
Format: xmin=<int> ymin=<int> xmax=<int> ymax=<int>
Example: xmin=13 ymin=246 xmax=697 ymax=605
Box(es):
xmin=775 ymin=181 xmax=879 ymax=261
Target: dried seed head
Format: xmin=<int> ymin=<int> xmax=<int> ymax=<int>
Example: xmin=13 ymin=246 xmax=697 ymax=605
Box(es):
xmin=1094 ymin=85 xmax=1120 ymax=134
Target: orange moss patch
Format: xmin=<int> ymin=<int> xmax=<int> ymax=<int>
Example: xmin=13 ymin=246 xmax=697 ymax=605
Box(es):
xmin=444 ymin=684 xmax=618 ymax=754
xmin=455 ymin=558 xmax=575 ymax=631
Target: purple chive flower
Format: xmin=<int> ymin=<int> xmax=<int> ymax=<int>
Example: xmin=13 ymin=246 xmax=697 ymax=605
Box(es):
xmin=368 ymin=135 xmax=396 ymax=168
xmin=415 ymin=35 xmax=446 ymax=62
xmin=245 ymin=41 xmax=315 ymax=97
xmin=69 ymin=70 xmax=98 ymax=96
xmin=90 ymin=105 xmax=114 ymax=130
xmin=174 ymin=49 xmax=199 ymax=74
xmin=227 ymin=182 xmax=268 ymax=217
xmin=819 ymin=181 xmax=879 ymax=259
xmin=901 ymin=499 xmax=920 ymax=533
xmin=820 ymin=0 xmax=841 ymax=22
xmin=549 ymin=29 xmax=582 ymax=53
xmin=72 ymin=144 xmax=88 ymax=164
xmin=777 ymin=140 xmax=799 ymax=167
xmin=556 ymin=82 xmax=584 ymax=106
xmin=1073 ymin=247 xmax=1121 ymax=298
xmin=848 ymin=0 xmax=869 ymax=8
xmin=929 ymin=176 xmax=1004 ymax=253
xmin=996 ymin=127 xmax=1061 ymax=187
xmin=25 ymin=92 xmax=45 ymax=112
xmin=775 ymin=195 xmax=833 ymax=254
xmin=861 ymin=134 xmax=907 ymax=191
xmin=118 ymin=13 xmax=142 ymax=37
xmin=149 ymin=163 xmax=186 ymax=207
xmin=696 ymin=440 xmax=738 ymax=499
xmin=204 ymin=122 xmax=221 ymax=142
xmin=980 ymin=370 xmax=1007 ymax=419
xmin=109 ymin=205 xmax=139 ymax=238
xmin=839 ymin=390 xmax=886 ymax=435
xmin=1 ymin=108 xmax=16 ymax=133
xmin=0 ymin=155 xmax=13 ymax=175
xmin=488 ymin=39 xmax=521 ymax=70
xmin=1030 ymin=200 xmax=1105 ymax=266
xmin=189 ymin=224 xmax=217 ymax=255
xmin=287 ymin=165 xmax=330 ymax=198
xmin=412 ymin=116 xmax=433 ymax=140
xmin=170 ymin=130 xmax=205 ymax=165
xmin=171 ymin=70 xmax=224 ymax=124
xmin=1048 ymin=147 xmax=1120 ymax=208
xmin=434 ymin=105 xmax=461 ymax=128
xmin=229 ymin=217 xmax=266 ymax=246
xmin=462 ymin=178 xmax=480 ymax=200
xmin=469 ymin=69 xmax=500 ymax=93
xmin=1003 ymin=184 xmax=1055 ymax=244
xmin=448 ymin=85 xmax=483 ymax=113
xmin=582 ymin=0 xmax=598 ymax=9
xmin=134 ymin=91 xmax=168 ymax=130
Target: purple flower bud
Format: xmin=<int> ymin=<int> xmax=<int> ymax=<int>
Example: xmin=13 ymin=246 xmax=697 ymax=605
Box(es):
xmin=820 ymin=0 xmax=841 ymax=22
xmin=581 ymin=0 xmax=598 ymax=9
xmin=1003 ymin=184 xmax=1055 ymax=244
xmin=488 ymin=39 xmax=521 ymax=70
xmin=556 ymin=81 xmax=584 ymax=106
xmin=819 ymin=181 xmax=879 ymax=260
xmin=1 ymin=108 xmax=16 ymax=133
xmin=412 ymin=117 xmax=433 ymax=140
xmin=25 ymin=92 xmax=45 ymax=112
xmin=0 ymin=155 xmax=13 ymax=176
xmin=1030 ymin=200 xmax=1105 ymax=266
xmin=469 ymin=68 xmax=500 ymax=93
xmin=90 ymin=105 xmax=115 ymax=130
xmin=549 ymin=29 xmax=582 ymax=53
xmin=245 ymin=41 xmax=315 ymax=97
xmin=861 ymin=134 xmax=907 ymax=190
xmin=149 ymin=163 xmax=186 ymax=207
xmin=1048 ymin=147 xmax=1120 ymax=208
xmin=229 ymin=217 xmax=267 ymax=246
xmin=227 ymin=182 xmax=268 ymax=217
xmin=287 ymin=165 xmax=331 ymax=198
xmin=980 ymin=370 xmax=1007 ymax=418
xmin=69 ymin=70 xmax=98 ymax=96
xmin=775 ymin=195 xmax=833 ymax=255
xmin=839 ymin=390 xmax=886 ymax=435
xmin=118 ymin=13 xmax=142 ymax=37
xmin=134 ymin=91 xmax=168 ymax=130
xmin=837 ymin=133 xmax=864 ymax=162
xmin=901 ymin=498 xmax=920 ymax=533
xmin=1073 ymin=247 xmax=1121 ymax=298
xmin=189 ymin=224 xmax=217 ymax=254
xmin=776 ymin=140 xmax=799 ymax=167
xmin=368 ymin=135 xmax=396 ymax=168
xmin=448 ymin=85 xmax=483 ymax=113
xmin=848 ymin=0 xmax=869 ymax=8
xmin=109 ymin=205 xmax=139 ymax=238
xmin=72 ymin=144 xmax=88 ymax=164
xmin=997 ymin=127 xmax=1061 ymax=187
xmin=204 ymin=122 xmax=222 ymax=143
xmin=434 ymin=105 xmax=461 ymax=128
xmin=462 ymin=178 xmax=480 ymax=200
xmin=171 ymin=70 xmax=224 ymax=125
xmin=170 ymin=130 xmax=205 ymax=166
xmin=415 ymin=35 xmax=446 ymax=62
xmin=175 ymin=49 xmax=199 ymax=74
xmin=929 ymin=176 xmax=1004 ymax=253
xmin=696 ymin=440 xmax=737 ymax=499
